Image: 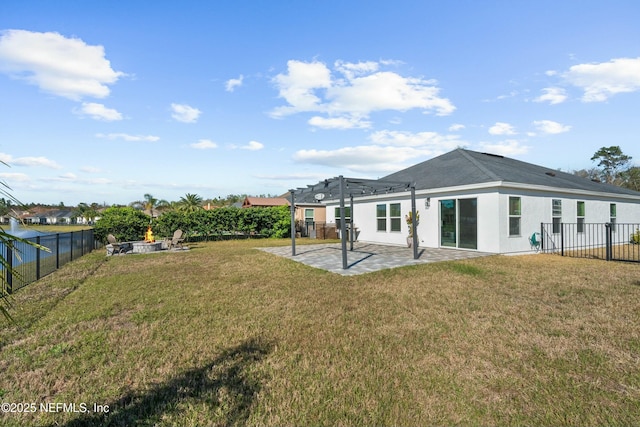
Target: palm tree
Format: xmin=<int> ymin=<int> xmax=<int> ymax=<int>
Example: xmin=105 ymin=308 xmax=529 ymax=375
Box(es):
xmin=178 ymin=193 xmax=204 ymax=213
xmin=1 ymin=165 xmax=46 ymax=321
xmin=130 ymin=194 xmax=170 ymax=219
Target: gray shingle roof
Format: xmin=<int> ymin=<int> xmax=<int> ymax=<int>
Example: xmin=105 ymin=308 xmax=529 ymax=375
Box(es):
xmin=382 ymin=148 xmax=640 ymax=197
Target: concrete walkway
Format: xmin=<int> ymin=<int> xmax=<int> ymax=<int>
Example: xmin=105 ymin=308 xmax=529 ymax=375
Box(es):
xmin=258 ymin=242 xmax=493 ymax=276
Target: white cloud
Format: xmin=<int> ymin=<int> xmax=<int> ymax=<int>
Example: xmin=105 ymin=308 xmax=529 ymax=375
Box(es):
xmin=308 ymin=115 xmax=371 ymax=129
xmin=448 ymin=123 xmax=465 ymax=132
xmin=271 ymin=60 xmax=332 ymax=117
xmin=96 ymin=133 xmax=159 ymax=142
xmin=334 ymin=60 xmax=379 ymax=79
xmin=171 ymin=103 xmax=201 ymax=123
xmin=80 ymin=166 xmax=102 ymax=173
xmin=225 ymin=74 xmax=244 ymax=92
xmin=271 ymin=59 xmax=455 ymax=126
xmin=478 ymin=140 xmax=530 ymax=156
xmin=533 ymin=120 xmax=571 ymax=134
xmin=190 ymin=139 xmax=218 ymax=149
xmin=292 ymin=129 xmax=464 ymax=175
xmin=0 ymin=152 xmax=62 ymax=169
xmin=534 ymin=87 xmax=567 ymax=105
xmin=326 ymin=71 xmax=455 ymax=116
xmin=293 ymin=145 xmax=432 ymax=173
xmin=53 ymin=172 xmax=77 ymax=182
xmin=74 ymin=102 xmax=123 ymax=121
xmin=242 ymin=140 xmax=264 ymax=151
xmin=0 ymin=172 xmax=30 ymax=182
xmin=369 ymin=130 xmax=463 ymax=149
xmin=229 ymin=140 xmax=265 ymax=151
xmin=0 ymin=29 xmax=124 ymax=100
xmin=563 ymin=57 xmax=640 ymax=102
xmin=488 ymin=122 xmax=516 ymax=135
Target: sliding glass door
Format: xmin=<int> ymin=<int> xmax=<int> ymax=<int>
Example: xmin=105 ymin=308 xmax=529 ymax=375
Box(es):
xmin=459 ymin=198 xmax=477 ymax=249
xmin=440 ymin=198 xmax=477 ymax=250
xmin=440 ymin=199 xmax=456 ymax=247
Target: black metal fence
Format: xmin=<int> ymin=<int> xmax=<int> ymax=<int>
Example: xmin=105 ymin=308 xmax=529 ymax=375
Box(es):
xmin=2 ymin=229 xmax=102 ymax=294
xmin=540 ymin=222 xmax=640 ymax=262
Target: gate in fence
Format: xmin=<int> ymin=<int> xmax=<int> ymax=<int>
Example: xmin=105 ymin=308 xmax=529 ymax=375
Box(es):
xmin=2 ymin=229 xmax=102 ymax=294
xmin=540 ymin=222 xmax=640 ymax=262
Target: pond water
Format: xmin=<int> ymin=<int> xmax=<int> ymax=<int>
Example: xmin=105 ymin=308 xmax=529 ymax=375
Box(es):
xmin=4 ymin=218 xmax=49 ymax=238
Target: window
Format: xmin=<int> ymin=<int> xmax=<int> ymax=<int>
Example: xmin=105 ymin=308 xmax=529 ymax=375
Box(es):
xmin=305 ymin=208 xmax=314 ymax=226
xmin=390 ymin=203 xmax=401 ymax=232
xmin=577 ymin=201 xmax=585 ymax=233
xmin=509 ymin=197 xmax=521 ymax=236
xmin=552 ymin=199 xmax=562 ymax=234
xmin=610 ymin=203 xmax=616 ymax=225
xmin=376 ymin=204 xmax=387 ymax=231
xmin=334 ymin=206 xmax=351 ymax=228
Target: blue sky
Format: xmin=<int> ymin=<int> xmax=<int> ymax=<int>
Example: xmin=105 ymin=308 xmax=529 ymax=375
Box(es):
xmin=1 ymin=1 xmax=639 ymax=206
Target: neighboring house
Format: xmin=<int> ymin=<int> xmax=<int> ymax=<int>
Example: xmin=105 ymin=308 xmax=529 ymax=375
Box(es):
xmin=49 ymin=210 xmax=76 ymax=224
xmin=321 ymin=149 xmax=640 ymax=254
xmin=241 ymin=196 xmax=289 ymax=208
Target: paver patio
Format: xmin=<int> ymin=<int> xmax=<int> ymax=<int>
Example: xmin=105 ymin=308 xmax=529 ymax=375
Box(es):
xmin=258 ymin=242 xmax=494 ymax=275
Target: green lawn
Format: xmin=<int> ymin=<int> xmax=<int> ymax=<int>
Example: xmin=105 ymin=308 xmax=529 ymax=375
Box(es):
xmin=1 ymin=239 xmax=639 ymax=426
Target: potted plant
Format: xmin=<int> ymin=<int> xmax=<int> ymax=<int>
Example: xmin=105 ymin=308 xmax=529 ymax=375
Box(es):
xmin=405 ymin=211 xmax=419 ymax=247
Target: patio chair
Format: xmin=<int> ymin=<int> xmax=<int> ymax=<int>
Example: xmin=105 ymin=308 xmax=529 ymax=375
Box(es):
xmin=107 ymin=234 xmax=132 ymax=255
xmin=167 ymin=229 xmax=185 ymax=250
xmin=529 ymin=232 xmax=541 ymax=252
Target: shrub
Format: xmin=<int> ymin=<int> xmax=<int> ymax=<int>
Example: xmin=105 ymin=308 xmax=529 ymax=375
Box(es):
xmin=148 ymin=206 xmax=290 ymax=240
xmin=94 ymin=207 xmax=150 ymax=243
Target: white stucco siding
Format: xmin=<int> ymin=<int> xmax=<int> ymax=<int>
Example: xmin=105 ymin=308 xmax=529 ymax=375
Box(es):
xmin=324 ymin=185 xmax=640 ymax=254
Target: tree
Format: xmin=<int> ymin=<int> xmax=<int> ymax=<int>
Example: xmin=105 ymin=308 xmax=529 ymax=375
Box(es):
xmin=178 ymin=193 xmax=204 ymax=213
xmin=73 ymin=202 xmax=99 ymax=224
xmin=620 ymin=166 xmax=640 ymax=192
xmin=591 ymin=146 xmax=632 ymax=185
xmin=130 ymin=193 xmax=170 ymax=219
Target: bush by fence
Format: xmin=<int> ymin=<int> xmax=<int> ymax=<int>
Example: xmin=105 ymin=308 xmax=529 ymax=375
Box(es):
xmin=128 ymin=206 xmax=291 ymax=242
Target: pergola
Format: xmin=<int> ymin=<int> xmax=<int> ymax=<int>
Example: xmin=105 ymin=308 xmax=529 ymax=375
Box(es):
xmin=288 ymin=175 xmax=418 ymax=270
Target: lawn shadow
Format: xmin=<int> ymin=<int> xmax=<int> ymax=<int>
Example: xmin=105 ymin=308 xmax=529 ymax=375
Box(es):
xmin=49 ymin=337 xmax=273 ymax=427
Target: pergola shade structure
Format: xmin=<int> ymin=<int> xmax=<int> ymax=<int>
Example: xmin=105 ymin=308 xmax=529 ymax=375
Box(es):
xmin=288 ymin=175 xmax=418 ymax=270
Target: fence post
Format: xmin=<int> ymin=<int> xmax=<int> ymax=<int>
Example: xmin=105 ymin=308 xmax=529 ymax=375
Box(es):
xmin=560 ymin=223 xmax=565 ymax=257
xmin=36 ymin=236 xmax=41 ymax=280
xmin=605 ymin=223 xmax=612 ymax=261
xmin=70 ymin=231 xmax=74 ymax=261
xmin=540 ymin=223 xmax=544 ymax=252
xmin=6 ymin=241 xmax=13 ymax=294
xmin=56 ymin=233 xmax=60 ymax=269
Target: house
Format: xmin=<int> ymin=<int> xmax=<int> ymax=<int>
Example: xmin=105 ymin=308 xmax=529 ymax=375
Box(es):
xmin=282 ymin=190 xmax=328 ymax=238
xmin=320 ymin=149 xmax=640 ymax=254
xmin=241 ymin=196 xmax=289 ymax=208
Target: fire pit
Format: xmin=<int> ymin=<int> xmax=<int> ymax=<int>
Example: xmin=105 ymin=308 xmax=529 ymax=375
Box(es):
xmin=131 ymin=241 xmax=163 ymax=254
xmin=131 ymin=226 xmax=163 ymax=253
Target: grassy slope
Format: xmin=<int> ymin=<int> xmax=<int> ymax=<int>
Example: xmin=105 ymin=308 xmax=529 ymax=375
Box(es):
xmin=1 ymin=239 xmax=639 ymax=426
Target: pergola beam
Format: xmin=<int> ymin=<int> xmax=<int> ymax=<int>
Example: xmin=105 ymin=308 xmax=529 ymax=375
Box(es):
xmin=289 ymin=175 xmax=419 ymax=270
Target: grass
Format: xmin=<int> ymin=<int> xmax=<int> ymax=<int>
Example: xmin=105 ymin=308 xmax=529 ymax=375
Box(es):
xmin=1 ymin=239 xmax=639 ymax=426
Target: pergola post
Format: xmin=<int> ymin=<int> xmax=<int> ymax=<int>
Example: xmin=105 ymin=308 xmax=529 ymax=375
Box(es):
xmin=339 ymin=176 xmax=348 ymax=269
xmin=411 ymin=186 xmax=418 ymax=259
xmin=289 ymin=189 xmax=296 ymax=256
xmin=349 ymin=194 xmax=354 ymax=251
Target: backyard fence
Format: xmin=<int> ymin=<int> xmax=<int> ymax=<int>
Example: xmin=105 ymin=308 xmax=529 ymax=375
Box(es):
xmin=2 ymin=229 xmax=102 ymax=294
xmin=540 ymin=222 xmax=640 ymax=263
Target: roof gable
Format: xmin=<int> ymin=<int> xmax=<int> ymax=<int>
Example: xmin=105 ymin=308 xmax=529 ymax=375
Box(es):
xmin=383 ymin=148 xmax=640 ymax=197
